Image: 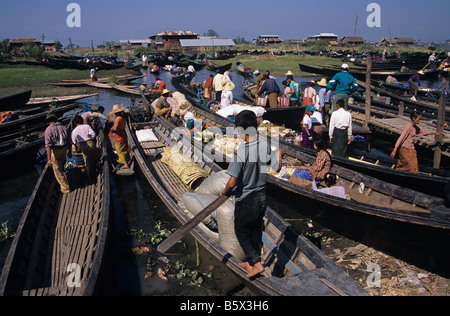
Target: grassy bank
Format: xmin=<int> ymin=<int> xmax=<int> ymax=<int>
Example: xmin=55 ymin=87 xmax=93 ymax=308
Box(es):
xmin=0 ymin=64 xmax=137 ymax=97
xmin=214 ymin=54 xmax=344 ymax=77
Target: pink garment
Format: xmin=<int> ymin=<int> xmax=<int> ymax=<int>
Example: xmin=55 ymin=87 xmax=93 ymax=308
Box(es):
xmin=395 ymin=122 xmax=427 ymax=150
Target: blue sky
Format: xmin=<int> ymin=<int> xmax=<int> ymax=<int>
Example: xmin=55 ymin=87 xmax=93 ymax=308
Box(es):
xmin=1 ymin=0 xmax=449 ymax=47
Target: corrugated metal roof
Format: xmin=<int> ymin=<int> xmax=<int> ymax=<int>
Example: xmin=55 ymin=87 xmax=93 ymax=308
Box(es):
xmin=180 ymin=37 xmax=235 ymax=47
xmin=151 ymin=30 xmax=198 ymax=37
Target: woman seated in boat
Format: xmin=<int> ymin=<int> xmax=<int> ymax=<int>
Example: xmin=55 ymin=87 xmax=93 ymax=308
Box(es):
xmin=291 ymin=138 xmax=332 ymax=184
xmin=311 ymin=173 xmax=346 ymax=199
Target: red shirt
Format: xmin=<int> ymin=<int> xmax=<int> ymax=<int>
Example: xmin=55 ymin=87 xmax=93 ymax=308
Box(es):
xmin=152 ymin=80 xmax=166 ymax=94
xmin=112 ymin=116 xmax=127 ymax=144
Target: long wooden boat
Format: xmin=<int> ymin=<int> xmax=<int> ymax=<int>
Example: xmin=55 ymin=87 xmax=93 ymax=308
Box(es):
xmin=0 ymin=132 xmax=44 ymax=173
xmin=370 ymin=80 xmax=450 ymax=106
xmin=0 ymin=90 xmax=32 ymax=111
xmin=298 ymin=63 xmax=325 ymax=76
xmin=0 ymin=103 xmax=80 ymax=136
xmin=235 ymin=60 xmax=253 ymax=77
xmin=206 ymin=62 xmax=232 ymax=72
xmin=26 ymin=93 xmax=99 ymax=106
xmin=100 ymin=60 xmax=124 ymax=70
xmin=173 ymin=76 xmax=305 ymax=130
xmin=321 ymin=66 xmax=441 ymax=82
xmin=126 ymin=115 xmax=368 ymax=296
xmin=110 ymin=84 xmax=151 ymax=98
xmin=0 ymin=127 xmax=111 ymax=296
xmin=356 ymin=79 xmax=450 ymax=123
xmin=137 ymin=99 xmax=450 ymax=277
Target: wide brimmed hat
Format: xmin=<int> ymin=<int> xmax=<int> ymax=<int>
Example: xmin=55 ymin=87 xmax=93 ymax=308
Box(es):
xmin=162 ymin=89 xmax=171 ymax=95
xmin=317 ymin=78 xmax=328 ymax=87
xmin=308 ymin=80 xmax=317 ymax=85
xmin=112 ymin=104 xmax=127 ymax=114
xmin=223 ymin=82 xmax=235 ymax=91
xmin=285 ymin=71 xmax=294 ymax=76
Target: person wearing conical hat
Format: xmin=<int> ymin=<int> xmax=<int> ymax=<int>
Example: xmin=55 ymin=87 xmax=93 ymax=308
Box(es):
xmin=45 ymin=112 xmax=71 ymax=193
xmin=154 ymin=89 xmax=173 ymax=118
xmin=110 ymin=105 xmax=130 ymax=170
xmin=317 ymin=78 xmax=332 ymax=125
xmin=221 ymin=81 xmax=235 ymax=108
xmin=408 ymin=71 xmax=424 ymax=97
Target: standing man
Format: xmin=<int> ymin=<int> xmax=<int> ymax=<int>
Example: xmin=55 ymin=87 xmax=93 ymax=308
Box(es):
xmin=45 ymin=112 xmax=72 ymax=194
xmin=221 ymin=110 xmax=283 ymax=279
xmin=71 ymin=115 xmax=99 ymax=182
xmin=203 ymin=75 xmax=214 ymax=99
xmin=326 ymin=64 xmax=358 ymax=111
xmin=329 ymin=99 xmax=352 ymax=158
xmin=213 ymin=70 xmax=224 ymax=102
xmin=110 ymin=105 xmax=130 ymax=170
xmin=256 ymin=71 xmax=280 ymax=108
xmin=285 ymin=71 xmax=301 ymax=106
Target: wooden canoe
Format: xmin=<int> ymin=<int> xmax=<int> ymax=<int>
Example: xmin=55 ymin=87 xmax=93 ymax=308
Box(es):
xmin=0 ymin=90 xmax=32 ymax=111
xmin=135 ymin=97 xmax=450 ymax=277
xmin=27 ymin=93 xmax=99 ymax=105
xmin=126 ymin=115 xmax=368 ymax=296
xmin=0 ymin=126 xmax=111 ymax=296
xmin=206 ymin=62 xmax=232 ymax=72
xmin=172 ymin=76 xmax=305 ymax=130
xmin=0 ymin=103 xmax=80 ymax=137
xmin=236 ymin=60 xmax=253 ymax=77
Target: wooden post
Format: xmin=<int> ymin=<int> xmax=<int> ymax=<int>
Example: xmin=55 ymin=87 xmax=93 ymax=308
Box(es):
xmin=399 ymin=101 xmax=404 ymax=116
xmin=364 ymin=55 xmax=372 ymax=130
xmin=433 ymin=91 xmax=445 ymax=168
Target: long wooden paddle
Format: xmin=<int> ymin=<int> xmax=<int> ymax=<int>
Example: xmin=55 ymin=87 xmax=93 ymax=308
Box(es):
xmin=157 ymin=194 xmax=230 ymax=253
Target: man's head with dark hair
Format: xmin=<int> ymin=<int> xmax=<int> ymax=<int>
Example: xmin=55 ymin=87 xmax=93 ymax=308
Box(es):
xmin=98 ymin=106 xmax=105 ymax=113
xmin=336 ymin=99 xmax=345 ymax=108
xmin=235 ymin=110 xmax=258 ymax=136
xmin=73 ymin=115 xmax=84 ymax=125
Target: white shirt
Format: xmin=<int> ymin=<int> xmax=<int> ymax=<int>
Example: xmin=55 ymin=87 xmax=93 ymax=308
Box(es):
xmin=329 ymin=108 xmax=352 ymax=138
xmin=213 ymin=74 xmax=224 ymax=91
xmin=302 ymin=114 xmax=312 ymax=129
xmin=312 ymin=111 xmax=323 ymax=125
xmin=72 ymin=124 xmax=96 ymax=144
xmin=221 ymin=90 xmax=234 ymax=107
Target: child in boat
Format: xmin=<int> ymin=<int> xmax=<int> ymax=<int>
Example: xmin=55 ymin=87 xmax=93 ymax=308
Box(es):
xmin=222 ymin=110 xmax=283 ymax=279
xmin=311 ymin=173 xmax=346 ymax=199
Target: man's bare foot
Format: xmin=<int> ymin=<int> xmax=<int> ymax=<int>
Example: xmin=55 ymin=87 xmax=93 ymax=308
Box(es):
xmin=246 ymin=262 xmax=264 ymax=278
xmin=120 ymin=164 xmax=129 ymax=170
xmin=239 ymin=262 xmax=252 ymax=272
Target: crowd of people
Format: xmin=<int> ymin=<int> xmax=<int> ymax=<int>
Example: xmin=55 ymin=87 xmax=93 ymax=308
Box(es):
xmin=44 ymin=104 xmax=130 ymax=194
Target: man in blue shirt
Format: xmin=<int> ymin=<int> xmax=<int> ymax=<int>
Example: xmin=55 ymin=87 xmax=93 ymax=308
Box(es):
xmin=285 ymin=71 xmax=301 ymax=106
xmin=326 ymin=64 xmax=358 ymax=111
xmin=222 ymin=110 xmax=283 ymax=278
xmin=256 ymin=71 xmax=280 ymax=108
